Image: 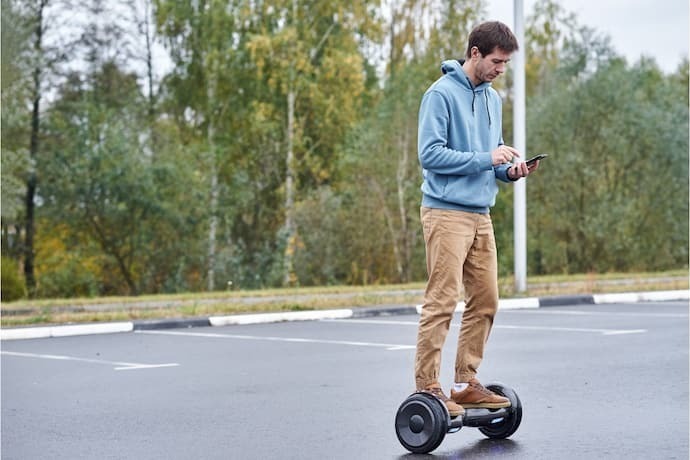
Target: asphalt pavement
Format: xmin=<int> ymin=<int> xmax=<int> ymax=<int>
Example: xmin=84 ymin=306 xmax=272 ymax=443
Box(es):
xmin=1 ymin=300 xmax=688 ymax=459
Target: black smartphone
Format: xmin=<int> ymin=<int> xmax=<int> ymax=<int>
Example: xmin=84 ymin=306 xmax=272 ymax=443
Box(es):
xmin=526 ymin=154 xmax=548 ymax=166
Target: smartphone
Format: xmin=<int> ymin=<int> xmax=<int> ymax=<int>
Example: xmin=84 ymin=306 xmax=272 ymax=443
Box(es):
xmin=526 ymin=154 xmax=548 ymax=166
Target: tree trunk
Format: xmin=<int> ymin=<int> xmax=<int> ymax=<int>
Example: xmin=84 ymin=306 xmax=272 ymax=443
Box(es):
xmin=23 ymin=176 xmax=36 ymax=295
xmin=397 ymin=129 xmax=410 ymax=282
xmin=143 ymin=0 xmax=155 ymax=123
xmin=370 ymin=178 xmax=403 ymax=281
xmin=24 ymin=0 xmax=49 ymax=297
xmin=206 ymin=80 xmax=219 ymax=292
xmin=84 ymin=210 xmax=139 ymax=295
xmin=283 ymin=90 xmax=297 ymax=286
xmin=207 ymin=155 xmax=219 ymax=291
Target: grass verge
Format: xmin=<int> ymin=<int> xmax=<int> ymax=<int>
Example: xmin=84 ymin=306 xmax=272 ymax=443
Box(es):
xmin=1 ymin=270 xmax=687 ymax=327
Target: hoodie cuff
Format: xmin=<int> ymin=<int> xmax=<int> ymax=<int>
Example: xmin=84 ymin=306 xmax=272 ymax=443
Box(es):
xmin=495 ymin=163 xmax=515 ymax=182
xmin=480 ymin=152 xmax=493 ymax=171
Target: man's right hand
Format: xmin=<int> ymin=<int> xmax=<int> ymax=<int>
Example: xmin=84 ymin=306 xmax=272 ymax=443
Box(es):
xmin=491 ymin=145 xmax=520 ymax=165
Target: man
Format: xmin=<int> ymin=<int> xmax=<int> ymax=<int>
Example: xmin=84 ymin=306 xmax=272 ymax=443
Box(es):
xmin=415 ymin=21 xmax=539 ymax=417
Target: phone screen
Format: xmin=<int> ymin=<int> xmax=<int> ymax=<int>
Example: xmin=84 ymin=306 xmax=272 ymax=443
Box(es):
xmin=526 ymin=154 xmax=548 ymax=166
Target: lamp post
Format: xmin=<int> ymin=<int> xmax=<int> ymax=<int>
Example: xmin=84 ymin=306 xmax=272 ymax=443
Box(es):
xmin=513 ymin=0 xmax=527 ymax=292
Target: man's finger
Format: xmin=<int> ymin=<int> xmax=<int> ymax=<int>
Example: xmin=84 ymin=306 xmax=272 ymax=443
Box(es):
xmin=504 ymin=145 xmax=521 ymax=157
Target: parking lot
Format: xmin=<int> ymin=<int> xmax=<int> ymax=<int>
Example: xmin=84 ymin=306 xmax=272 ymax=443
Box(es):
xmin=2 ymin=301 xmax=688 ymax=459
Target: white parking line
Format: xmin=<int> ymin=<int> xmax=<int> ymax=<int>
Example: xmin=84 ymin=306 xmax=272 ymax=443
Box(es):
xmin=137 ymin=329 xmax=416 ymax=351
xmin=502 ymin=309 xmax=687 ymax=318
xmin=322 ymin=319 xmax=646 ymax=335
xmin=494 ymin=325 xmax=646 ymax=335
xmin=1 ymin=351 xmax=180 ymax=371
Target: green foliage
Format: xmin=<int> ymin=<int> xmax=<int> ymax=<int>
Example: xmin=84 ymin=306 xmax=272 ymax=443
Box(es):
xmin=3 ymin=0 xmax=687 ymax=298
xmin=1 ymin=257 xmax=26 ymax=301
xmin=334 ymin=61 xmax=434 ymax=283
xmin=156 ymin=0 xmax=289 ymax=289
xmin=524 ymin=0 xmax=577 ymax=96
xmin=527 ymin=57 xmax=689 ymax=273
xmin=1 ymin=0 xmax=31 ymax=226
xmin=40 ymin=62 xmax=206 ymax=295
xmin=35 ymin=253 xmax=100 ymax=299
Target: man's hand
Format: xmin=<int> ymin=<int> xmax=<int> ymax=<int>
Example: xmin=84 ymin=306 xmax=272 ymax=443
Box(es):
xmin=491 ymin=145 xmax=520 ymax=165
xmin=507 ymin=159 xmax=540 ymax=180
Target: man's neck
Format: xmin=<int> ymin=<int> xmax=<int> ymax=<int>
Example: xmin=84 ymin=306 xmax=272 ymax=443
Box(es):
xmin=461 ymin=60 xmax=480 ymax=87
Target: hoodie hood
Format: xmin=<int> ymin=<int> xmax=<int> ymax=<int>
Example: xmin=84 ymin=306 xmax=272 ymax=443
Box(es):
xmin=440 ymin=59 xmax=493 ymax=125
xmin=440 ymin=59 xmax=491 ymax=92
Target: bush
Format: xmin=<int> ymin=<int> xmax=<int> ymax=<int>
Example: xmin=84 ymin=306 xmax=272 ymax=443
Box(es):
xmin=36 ymin=256 xmax=100 ymax=299
xmin=2 ymin=257 xmax=26 ymax=301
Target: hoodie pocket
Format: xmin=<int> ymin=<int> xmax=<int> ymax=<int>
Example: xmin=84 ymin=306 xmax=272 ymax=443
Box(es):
xmin=440 ymin=175 xmax=449 ymax=195
xmin=442 ymin=172 xmax=497 ymax=207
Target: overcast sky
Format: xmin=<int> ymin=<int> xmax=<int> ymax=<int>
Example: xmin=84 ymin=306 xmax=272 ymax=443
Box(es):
xmin=486 ymin=0 xmax=689 ymax=73
xmin=113 ymin=0 xmax=689 ymax=84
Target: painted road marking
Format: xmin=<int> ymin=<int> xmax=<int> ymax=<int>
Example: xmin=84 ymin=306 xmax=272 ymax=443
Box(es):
xmin=1 ymin=351 xmax=179 ymax=371
xmin=502 ymin=309 xmax=687 ymax=318
xmin=322 ymin=319 xmax=646 ymax=335
xmin=136 ymin=329 xmax=416 ymax=351
xmin=493 ymin=325 xmax=646 ymax=335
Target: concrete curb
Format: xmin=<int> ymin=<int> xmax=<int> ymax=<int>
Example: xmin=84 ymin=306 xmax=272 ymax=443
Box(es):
xmin=133 ymin=317 xmax=211 ymax=330
xmin=208 ymin=308 xmax=353 ymax=326
xmin=0 ymin=322 xmax=134 ymax=341
xmin=538 ymin=294 xmax=594 ymax=307
xmin=2 ymin=289 xmax=688 ymax=341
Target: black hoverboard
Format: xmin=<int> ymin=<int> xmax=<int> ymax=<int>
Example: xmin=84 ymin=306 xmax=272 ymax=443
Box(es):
xmin=394 ymin=383 xmax=522 ymax=454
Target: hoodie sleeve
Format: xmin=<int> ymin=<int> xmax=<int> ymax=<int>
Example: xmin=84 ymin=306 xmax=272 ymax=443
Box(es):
xmin=493 ymin=132 xmax=514 ymax=182
xmin=418 ymin=90 xmax=493 ymax=175
xmin=494 ymin=163 xmax=515 ymax=182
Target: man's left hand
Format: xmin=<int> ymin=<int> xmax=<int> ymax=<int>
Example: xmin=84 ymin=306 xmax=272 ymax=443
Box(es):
xmin=508 ymin=160 xmax=539 ymax=180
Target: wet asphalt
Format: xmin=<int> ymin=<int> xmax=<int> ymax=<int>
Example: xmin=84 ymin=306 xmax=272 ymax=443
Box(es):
xmin=1 ymin=301 xmax=688 ymax=459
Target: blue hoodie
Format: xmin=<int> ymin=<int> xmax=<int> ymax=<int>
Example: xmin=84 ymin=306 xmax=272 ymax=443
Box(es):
xmin=418 ymin=59 xmax=514 ymax=214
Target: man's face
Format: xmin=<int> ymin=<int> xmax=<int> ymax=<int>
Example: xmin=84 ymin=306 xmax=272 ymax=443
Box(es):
xmin=472 ymin=47 xmax=512 ymax=83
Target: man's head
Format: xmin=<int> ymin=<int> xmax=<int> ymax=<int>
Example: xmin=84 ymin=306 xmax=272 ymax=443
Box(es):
xmin=463 ymin=21 xmax=519 ymax=85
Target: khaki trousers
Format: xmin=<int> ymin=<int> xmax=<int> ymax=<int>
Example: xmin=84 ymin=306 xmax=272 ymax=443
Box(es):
xmin=415 ymin=207 xmax=499 ymax=390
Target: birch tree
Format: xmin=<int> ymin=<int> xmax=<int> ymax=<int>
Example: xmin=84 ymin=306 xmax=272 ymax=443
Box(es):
xmin=247 ymin=0 xmax=380 ymax=286
xmin=1 ymin=0 xmax=32 ymax=259
xmin=156 ymin=0 xmax=251 ymax=290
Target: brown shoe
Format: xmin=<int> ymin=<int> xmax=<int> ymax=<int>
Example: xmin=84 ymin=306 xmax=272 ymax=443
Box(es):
xmin=424 ymin=383 xmax=465 ymax=418
xmin=450 ymin=379 xmax=511 ymax=409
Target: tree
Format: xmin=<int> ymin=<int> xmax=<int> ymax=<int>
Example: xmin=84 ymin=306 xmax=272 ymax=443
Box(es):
xmin=124 ymin=0 xmax=160 ymax=123
xmin=336 ymin=64 xmax=428 ymax=283
xmin=329 ymin=0 xmax=484 ymax=283
xmin=39 ymin=62 xmax=202 ymax=295
xmin=246 ymin=0 xmax=381 ymax=286
xmin=527 ymin=51 xmax=688 ymax=274
xmin=155 ymin=0 xmax=265 ymax=290
xmin=7 ymin=0 xmax=81 ymax=296
xmin=0 ymin=0 xmax=34 ymax=300
xmin=1 ymin=0 xmax=32 ymax=259
xmin=524 ymin=0 xmax=577 ymax=96
xmin=23 ymin=0 xmax=50 ymax=296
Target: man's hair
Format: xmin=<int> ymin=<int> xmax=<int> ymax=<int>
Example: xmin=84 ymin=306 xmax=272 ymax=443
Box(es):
xmin=465 ymin=21 xmax=519 ymax=58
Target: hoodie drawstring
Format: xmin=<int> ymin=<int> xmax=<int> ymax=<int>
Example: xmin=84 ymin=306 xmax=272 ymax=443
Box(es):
xmin=462 ymin=70 xmax=492 ymax=126
xmin=471 ymin=90 xmax=492 ymax=126
xmin=484 ymin=91 xmax=491 ymax=126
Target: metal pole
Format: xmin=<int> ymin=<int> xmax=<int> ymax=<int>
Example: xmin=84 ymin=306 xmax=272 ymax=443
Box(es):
xmin=513 ymin=0 xmax=527 ymax=292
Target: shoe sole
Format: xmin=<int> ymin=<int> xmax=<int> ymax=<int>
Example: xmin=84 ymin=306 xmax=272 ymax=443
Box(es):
xmin=457 ymin=402 xmax=511 ymax=409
